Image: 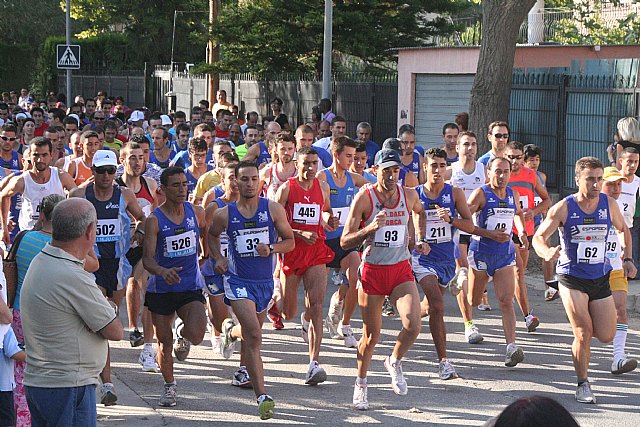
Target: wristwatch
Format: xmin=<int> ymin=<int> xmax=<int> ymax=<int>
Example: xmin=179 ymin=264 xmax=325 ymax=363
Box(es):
xmin=624 ymin=258 xmax=634 ymax=263
xmin=447 ymin=216 xmax=455 ymax=224
xmin=418 ymin=237 xmax=428 ymax=244
xmin=268 ymin=243 xmax=275 ymax=254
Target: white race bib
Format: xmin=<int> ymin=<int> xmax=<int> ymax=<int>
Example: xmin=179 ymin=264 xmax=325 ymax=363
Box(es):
xmin=486 ymin=208 xmax=514 ymax=233
xmin=96 ymin=218 xmax=121 ymax=242
xmin=577 ymin=241 xmax=605 ymax=264
xmin=333 ymin=207 xmax=350 ymax=227
xmin=534 ymin=196 xmax=542 ymax=207
xmin=293 ymin=202 xmax=320 ymax=225
xmin=570 ymin=224 xmax=608 ymax=264
xmin=165 ymin=231 xmax=197 ymax=258
xmin=235 ymin=227 xmax=269 ymax=257
xmin=519 ymin=198 xmax=529 ymax=210
xmin=425 ymin=209 xmax=452 ymax=243
xmin=374 ymin=225 xmax=405 ymax=248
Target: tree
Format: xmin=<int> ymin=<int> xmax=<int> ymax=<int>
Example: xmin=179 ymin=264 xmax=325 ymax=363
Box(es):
xmin=468 ymin=0 xmax=536 ymax=153
xmin=210 ymin=0 xmax=469 ymax=74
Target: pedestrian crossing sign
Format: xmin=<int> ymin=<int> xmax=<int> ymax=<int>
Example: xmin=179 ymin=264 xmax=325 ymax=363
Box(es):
xmin=57 ymin=44 xmax=81 ymax=69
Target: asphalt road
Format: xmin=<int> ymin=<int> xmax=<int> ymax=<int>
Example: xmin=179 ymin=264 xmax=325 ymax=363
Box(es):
xmin=97 ymin=270 xmax=640 ymax=426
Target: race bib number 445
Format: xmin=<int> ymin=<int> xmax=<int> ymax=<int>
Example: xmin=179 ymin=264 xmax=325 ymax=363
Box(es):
xmin=293 ymin=203 xmax=320 ymax=225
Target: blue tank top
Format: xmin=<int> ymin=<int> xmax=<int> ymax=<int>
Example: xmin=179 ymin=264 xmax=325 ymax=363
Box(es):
xmin=414 ymin=184 xmax=456 ymax=261
xmin=324 ymin=170 xmax=356 ymax=240
xmin=149 ymin=149 xmax=176 ymax=169
xmin=398 ymin=168 xmax=408 ymax=186
xmin=185 ymin=165 xmax=212 ymax=196
xmin=534 ymin=170 xmax=545 ymax=228
xmin=227 ymin=197 xmax=277 ymax=281
xmin=147 ymin=202 xmax=204 ymax=293
xmin=2 ymin=167 xmax=22 ymax=243
xmin=256 ymin=141 xmax=271 ymax=167
xmin=469 ymin=185 xmax=516 ymax=255
xmin=0 ymin=151 xmax=20 ymax=171
xmin=446 ymin=154 xmax=459 ymax=166
xmin=402 ymin=152 xmax=421 ymax=175
xmin=201 ymin=198 xmax=228 ymax=285
xmin=86 ymin=184 xmax=131 ymax=260
xmin=557 ymin=193 xmax=612 ymax=279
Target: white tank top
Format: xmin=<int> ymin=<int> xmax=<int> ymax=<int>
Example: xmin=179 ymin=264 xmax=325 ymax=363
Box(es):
xmin=618 ymin=176 xmax=640 ymax=228
xmin=62 ymin=155 xmax=72 ymax=171
xmin=450 ymin=161 xmax=485 ymax=200
xmin=362 ymin=184 xmax=410 ymax=265
xmin=265 ymin=164 xmax=297 ymax=201
xmin=19 ymin=167 xmax=65 ymax=230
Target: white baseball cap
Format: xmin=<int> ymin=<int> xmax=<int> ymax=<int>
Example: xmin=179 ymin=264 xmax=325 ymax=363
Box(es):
xmin=160 ymin=114 xmax=172 ymax=126
xmin=129 ymin=110 xmax=144 ymax=123
xmin=92 ymin=150 xmax=118 ymax=167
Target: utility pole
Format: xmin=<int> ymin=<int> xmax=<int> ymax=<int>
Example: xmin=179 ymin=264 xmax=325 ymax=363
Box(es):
xmin=208 ymin=0 xmax=220 ymax=109
xmin=66 ymin=0 xmax=72 ymax=106
xmin=321 ymin=0 xmax=333 ymax=99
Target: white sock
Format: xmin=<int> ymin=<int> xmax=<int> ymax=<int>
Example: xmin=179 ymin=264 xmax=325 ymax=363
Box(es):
xmin=143 ymin=343 xmax=154 ymax=353
xmin=356 ymin=376 xmax=367 ymax=386
xmin=389 ymin=354 xmax=399 ymax=365
xmin=613 ymin=324 xmax=628 ymax=361
xmin=309 ymin=360 xmax=318 ymax=369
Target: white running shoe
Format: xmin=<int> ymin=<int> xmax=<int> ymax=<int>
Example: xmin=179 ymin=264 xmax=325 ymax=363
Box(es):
xmin=465 ymin=324 xmax=484 ymax=344
xmin=505 ymin=344 xmax=524 ymax=367
xmin=353 ymin=381 xmax=369 ymax=410
xmin=611 ymin=357 xmax=638 ymax=375
xmin=340 ymin=323 xmax=358 ymax=348
xmin=300 ymin=311 xmax=310 ymax=344
xmin=159 ymin=383 xmax=177 ymax=407
xmin=211 ymin=335 xmax=224 ymax=356
xmin=384 ymin=356 xmax=408 ymax=395
xmin=477 ymin=303 xmax=492 ymax=311
xmin=232 ymin=366 xmax=253 ymax=388
xmin=575 ymin=381 xmax=596 ymax=404
xmin=99 ymin=383 xmax=118 ymax=406
xmin=325 ymin=292 xmax=343 ymax=339
xmin=438 ymin=359 xmax=457 ymax=380
xmin=139 ymin=350 xmax=160 ymax=373
xmin=221 ymin=317 xmax=237 ymax=359
xmin=525 ymin=314 xmax=540 ymax=332
xmin=305 ymin=362 xmax=327 ymax=385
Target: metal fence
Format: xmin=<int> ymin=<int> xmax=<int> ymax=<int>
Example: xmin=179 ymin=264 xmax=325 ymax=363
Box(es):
xmin=151 ymin=69 xmax=398 ymax=144
xmin=509 ymin=72 xmax=639 ymax=195
xmin=58 ymin=70 xmax=146 ymax=107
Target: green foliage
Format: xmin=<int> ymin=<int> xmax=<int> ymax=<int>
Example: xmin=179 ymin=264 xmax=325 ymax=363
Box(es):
xmin=211 ymin=0 xmax=470 ymax=74
xmin=0 ymin=42 xmax=35 ymax=93
xmin=549 ymin=0 xmax=640 ymax=44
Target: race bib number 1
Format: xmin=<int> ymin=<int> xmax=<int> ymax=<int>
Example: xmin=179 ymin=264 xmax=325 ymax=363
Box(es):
xmin=333 ymin=207 xmax=350 ymax=227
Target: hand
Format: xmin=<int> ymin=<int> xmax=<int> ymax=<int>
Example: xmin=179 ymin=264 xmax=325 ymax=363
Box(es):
xmin=414 ymin=241 xmax=431 ymax=256
xmin=486 ymin=230 xmax=511 ymax=243
xmin=297 ymin=230 xmax=318 ymax=246
xmin=161 ymin=267 xmax=183 ymax=284
xmin=131 ymin=230 xmax=144 ymax=246
xmin=1 ymin=226 xmax=9 ymax=247
xmin=367 ymin=211 xmax=386 ymax=234
xmin=522 ymin=208 xmax=534 ymax=222
xmin=214 ymin=257 xmax=228 ymax=274
xmin=108 ymin=300 xmax=119 ymax=316
xmin=624 ymin=259 xmax=637 ymax=279
xmin=544 ymin=246 xmax=562 ymax=263
xmin=434 ymin=204 xmax=450 ymax=223
xmin=325 ymin=214 xmax=340 ymax=232
xmin=256 ymin=243 xmax=271 ymax=257
xmin=7 ymin=220 xmax=15 ymax=233
xmin=519 ymin=234 xmax=529 ymax=250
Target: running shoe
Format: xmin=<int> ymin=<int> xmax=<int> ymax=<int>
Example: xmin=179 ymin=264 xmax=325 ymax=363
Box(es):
xmin=305 ymin=362 xmax=327 ymax=385
xmin=477 ymin=303 xmax=492 ymax=311
xmin=325 ymin=291 xmax=343 ymax=339
xmin=575 ymin=381 xmax=596 ymax=404
xmin=211 ymin=335 xmax=223 ymax=356
xmin=448 ymin=269 xmax=462 ymax=296
xmin=438 ymin=359 xmax=458 ymax=380
xmin=353 ymin=381 xmax=369 ymax=410
xmin=505 ymin=344 xmax=524 ymax=367
xmin=300 ymin=311 xmax=309 ymax=344
xmin=221 ymin=317 xmax=237 ymax=359
xmin=232 ymin=366 xmax=253 ymax=388
xmin=545 ymin=286 xmax=560 ymax=301
xmin=525 ymin=314 xmax=540 ymax=332
xmin=173 ymin=337 xmax=191 ymax=361
xmin=384 ymin=356 xmax=408 ymax=395
xmin=465 ymin=324 xmax=484 ymax=344
xmin=340 ymin=323 xmax=358 ymax=348
xmin=129 ymin=329 xmax=144 ymax=347
xmin=257 ymin=394 xmax=275 ymax=420
xmin=139 ymin=349 xmax=160 ymax=373
xmin=382 ymin=297 xmax=396 ymax=317
xmin=99 ymin=382 xmax=118 ymax=406
xmin=268 ymin=306 xmax=284 ymax=330
xmin=611 ymin=357 xmax=638 ymax=375
xmin=159 ymin=383 xmax=177 ymax=407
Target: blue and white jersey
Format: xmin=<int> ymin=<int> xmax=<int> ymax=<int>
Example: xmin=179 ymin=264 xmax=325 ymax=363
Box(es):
xmin=0 ymin=151 xmax=20 ymax=171
xmin=226 ymin=197 xmax=277 ymax=282
xmin=185 ymin=165 xmax=213 ymax=196
xmin=402 ymin=152 xmax=421 ymax=175
xmin=557 ymin=193 xmax=612 ymax=279
xmin=147 ymin=202 xmax=204 ymax=293
xmin=87 ymin=184 xmax=131 ymax=260
xmin=323 ymin=169 xmax=356 ymax=240
xmin=149 ymin=148 xmax=176 ymax=170
xmin=470 ymin=185 xmax=516 ymax=256
xmin=414 ymin=184 xmax=456 ymax=261
xmin=202 ymin=198 xmax=229 ymax=293
xmin=256 ymin=141 xmax=272 ymax=167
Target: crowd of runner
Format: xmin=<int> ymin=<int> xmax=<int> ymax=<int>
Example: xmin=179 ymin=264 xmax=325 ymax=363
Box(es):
xmin=0 ymin=89 xmax=637 ymax=423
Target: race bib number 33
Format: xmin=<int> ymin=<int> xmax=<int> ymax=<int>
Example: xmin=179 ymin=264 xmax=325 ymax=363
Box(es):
xmin=235 ymin=227 xmax=269 ymax=257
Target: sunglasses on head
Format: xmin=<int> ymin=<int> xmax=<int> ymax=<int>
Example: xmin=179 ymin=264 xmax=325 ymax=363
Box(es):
xmin=94 ymin=166 xmax=116 ymax=175
xmin=493 ymin=133 xmax=509 ymax=139
xmin=0 ymin=136 xmax=16 ymax=142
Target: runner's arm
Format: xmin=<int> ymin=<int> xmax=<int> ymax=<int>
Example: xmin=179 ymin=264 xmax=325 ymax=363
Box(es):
xmin=341 ymin=190 xmax=377 ymax=249
xmin=268 ymin=201 xmax=295 ymax=254
xmin=532 ymin=199 xmax=567 ymax=261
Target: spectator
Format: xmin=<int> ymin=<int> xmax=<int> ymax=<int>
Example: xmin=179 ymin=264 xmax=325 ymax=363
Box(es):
xmin=271 ymin=97 xmax=290 ymax=131
xmin=21 ymin=198 xmax=123 ymax=426
xmin=212 ymin=90 xmax=232 ymax=117
xmin=455 ymin=112 xmax=469 ymax=132
xmin=319 ymin=98 xmax=335 ymax=123
xmin=484 ymin=395 xmax=580 ymax=427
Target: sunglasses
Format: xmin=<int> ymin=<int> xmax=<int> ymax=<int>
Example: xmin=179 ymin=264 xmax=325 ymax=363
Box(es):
xmin=94 ymin=166 xmax=117 ymax=175
xmin=508 ymin=155 xmax=523 ymax=160
xmin=0 ymin=136 xmax=16 ymax=142
xmin=493 ymin=133 xmax=509 ymax=139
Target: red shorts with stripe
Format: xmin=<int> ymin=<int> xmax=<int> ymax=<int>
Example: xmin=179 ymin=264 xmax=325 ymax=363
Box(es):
xmin=281 ymin=239 xmax=334 ymax=276
xmin=358 ymin=260 xmax=414 ymax=296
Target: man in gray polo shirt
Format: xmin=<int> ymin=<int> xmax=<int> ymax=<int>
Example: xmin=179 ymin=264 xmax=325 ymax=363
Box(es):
xmin=21 ymin=198 xmax=123 ymax=426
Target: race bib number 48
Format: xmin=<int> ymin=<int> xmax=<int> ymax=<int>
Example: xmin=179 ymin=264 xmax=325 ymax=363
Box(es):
xmin=486 ymin=208 xmax=514 ymax=233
